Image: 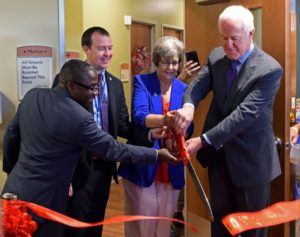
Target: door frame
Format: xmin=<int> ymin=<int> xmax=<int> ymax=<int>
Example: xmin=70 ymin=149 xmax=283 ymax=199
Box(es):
xmin=162 ymin=24 xmax=184 ymax=41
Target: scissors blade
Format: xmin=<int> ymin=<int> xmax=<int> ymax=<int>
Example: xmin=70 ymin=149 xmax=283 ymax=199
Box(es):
xmin=186 ymin=161 xmax=214 ymax=221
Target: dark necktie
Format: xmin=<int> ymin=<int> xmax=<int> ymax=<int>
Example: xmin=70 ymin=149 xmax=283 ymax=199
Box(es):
xmin=98 ymin=74 xmax=108 ymax=132
xmin=227 ymin=60 xmax=239 ymax=92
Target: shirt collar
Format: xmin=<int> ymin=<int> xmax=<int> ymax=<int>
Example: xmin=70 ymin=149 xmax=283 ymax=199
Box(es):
xmin=98 ymin=70 xmax=105 ymax=78
xmin=237 ymin=42 xmax=254 ymax=64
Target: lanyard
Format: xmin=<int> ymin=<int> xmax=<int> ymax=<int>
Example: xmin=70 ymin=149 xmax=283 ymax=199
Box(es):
xmin=93 ymin=78 xmax=107 ymax=128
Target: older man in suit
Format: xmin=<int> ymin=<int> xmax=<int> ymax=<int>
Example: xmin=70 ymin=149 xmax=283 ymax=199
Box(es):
xmin=2 ymin=59 xmax=178 ymax=237
xmin=174 ymin=5 xmax=282 ymax=237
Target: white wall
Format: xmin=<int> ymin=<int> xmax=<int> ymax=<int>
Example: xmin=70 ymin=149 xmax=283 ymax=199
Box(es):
xmin=0 ymin=0 xmax=62 ymax=191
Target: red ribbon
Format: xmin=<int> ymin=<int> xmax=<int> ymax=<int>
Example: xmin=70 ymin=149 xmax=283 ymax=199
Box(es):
xmin=1 ymin=128 xmax=193 ymax=236
xmin=2 ymin=199 xmax=38 ymax=237
xmin=222 ymin=199 xmax=300 ymax=236
xmin=165 ymin=127 xmax=190 ymax=166
xmin=2 ymin=199 xmax=198 ymax=236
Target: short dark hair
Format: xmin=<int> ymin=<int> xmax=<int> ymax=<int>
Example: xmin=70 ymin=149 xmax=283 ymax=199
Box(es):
xmin=81 ymin=26 xmax=110 ymax=48
xmin=59 ymin=59 xmax=96 ymax=84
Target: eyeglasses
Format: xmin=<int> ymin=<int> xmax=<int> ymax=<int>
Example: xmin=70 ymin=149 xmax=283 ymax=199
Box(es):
xmin=160 ymin=60 xmax=179 ymax=67
xmin=73 ymin=81 xmax=99 ymax=94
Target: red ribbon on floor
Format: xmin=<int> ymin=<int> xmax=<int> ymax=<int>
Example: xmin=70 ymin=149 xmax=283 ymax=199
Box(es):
xmin=2 ymin=198 xmax=198 ymax=236
xmin=222 ymin=199 xmax=300 ymax=236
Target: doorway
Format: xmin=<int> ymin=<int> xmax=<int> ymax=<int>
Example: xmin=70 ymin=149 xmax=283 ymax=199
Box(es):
xmin=130 ymin=22 xmax=155 ymax=78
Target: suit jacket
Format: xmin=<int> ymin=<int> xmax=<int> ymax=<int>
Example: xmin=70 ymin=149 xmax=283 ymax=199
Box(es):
xmin=72 ymin=71 xmax=152 ymax=191
xmin=184 ymin=46 xmax=282 ymax=188
xmin=118 ymin=72 xmax=192 ymax=189
xmin=2 ymin=86 xmax=157 ymax=214
xmin=2 ymin=112 xmax=20 ymax=173
xmin=40 ymin=72 xmax=152 ymax=192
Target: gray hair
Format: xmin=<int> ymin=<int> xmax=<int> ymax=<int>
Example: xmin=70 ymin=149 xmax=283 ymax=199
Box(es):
xmin=218 ymin=5 xmax=254 ymax=33
xmin=152 ymin=36 xmax=184 ymax=67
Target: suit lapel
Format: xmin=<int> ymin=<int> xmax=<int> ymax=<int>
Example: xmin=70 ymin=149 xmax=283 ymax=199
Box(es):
xmin=214 ymin=57 xmax=230 ymax=110
xmin=216 ymin=56 xmax=229 ymax=107
xmin=105 ymin=72 xmax=116 ymax=132
xmin=169 ymin=79 xmax=182 ymax=111
xmin=88 ymin=104 xmax=93 ymax=113
xmin=150 ymin=73 xmax=163 ymax=115
xmin=236 ymin=47 xmax=258 ymax=91
xmin=223 ymin=47 xmax=258 ymax=115
xmin=150 ymin=75 xmax=181 ymax=114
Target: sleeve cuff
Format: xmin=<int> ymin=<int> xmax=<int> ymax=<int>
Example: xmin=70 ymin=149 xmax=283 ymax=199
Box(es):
xmin=183 ymin=103 xmax=195 ymax=110
xmin=202 ymin=133 xmax=212 ymax=144
xmin=148 ymin=129 xmax=154 ymax=142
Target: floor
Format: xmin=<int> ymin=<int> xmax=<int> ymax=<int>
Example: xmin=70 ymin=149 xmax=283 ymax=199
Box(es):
xmin=102 ymin=179 xmax=124 ymax=236
xmin=102 ymin=179 xmax=210 ymax=237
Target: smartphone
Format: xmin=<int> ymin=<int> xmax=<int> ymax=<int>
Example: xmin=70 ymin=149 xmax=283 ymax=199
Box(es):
xmin=185 ymin=50 xmax=200 ymax=65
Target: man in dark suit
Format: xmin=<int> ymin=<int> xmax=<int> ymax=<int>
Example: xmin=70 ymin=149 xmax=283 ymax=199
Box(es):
xmin=2 ymin=59 xmax=178 ymax=237
xmin=63 ymin=27 xmax=160 ymax=237
xmin=173 ymin=5 xmax=282 ymax=237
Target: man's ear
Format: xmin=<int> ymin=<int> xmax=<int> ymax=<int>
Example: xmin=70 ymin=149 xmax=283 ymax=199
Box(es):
xmin=82 ymin=45 xmax=89 ymax=54
xmin=249 ymin=29 xmax=255 ymax=38
xmin=65 ymin=81 xmax=74 ymax=92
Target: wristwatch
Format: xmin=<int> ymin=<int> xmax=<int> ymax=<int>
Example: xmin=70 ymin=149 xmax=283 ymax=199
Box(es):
xmin=200 ymin=134 xmax=209 ymax=148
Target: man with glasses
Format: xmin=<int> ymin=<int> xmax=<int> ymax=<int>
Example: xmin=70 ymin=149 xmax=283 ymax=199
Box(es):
xmin=62 ymin=27 xmax=166 ymax=237
xmin=2 ymin=59 xmax=179 ymax=237
xmin=72 ymin=80 xmax=100 ymax=93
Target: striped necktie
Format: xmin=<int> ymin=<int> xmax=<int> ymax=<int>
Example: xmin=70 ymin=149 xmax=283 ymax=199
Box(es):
xmin=98 ymin=74 xmax=108 ymax=132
